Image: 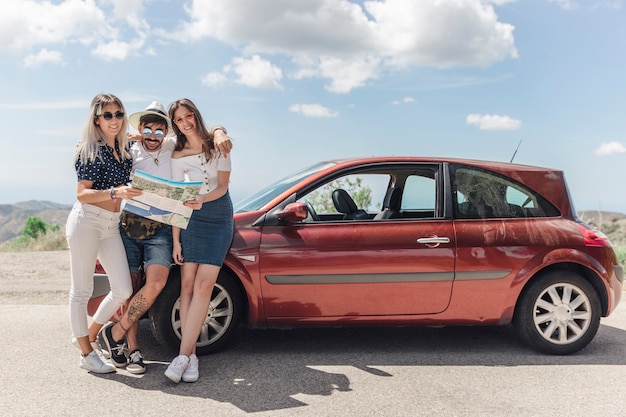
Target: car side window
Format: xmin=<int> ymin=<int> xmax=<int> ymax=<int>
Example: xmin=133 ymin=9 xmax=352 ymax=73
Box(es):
xmin=396 ymin=174 xmax=436 ymax=219
xmin=298 ymin=173 xmax=391 ymax=221
xmin=453 ymin=166 xmax=560 ymax=219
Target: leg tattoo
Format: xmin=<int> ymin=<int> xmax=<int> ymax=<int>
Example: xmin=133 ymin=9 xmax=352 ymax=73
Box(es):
xmin=126 ymin=293 xmax=149 ymax=325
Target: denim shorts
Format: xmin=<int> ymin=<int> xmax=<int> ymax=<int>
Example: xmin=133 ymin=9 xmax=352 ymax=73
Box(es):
xmin=119 ymin=223 xmax=173 ymax=273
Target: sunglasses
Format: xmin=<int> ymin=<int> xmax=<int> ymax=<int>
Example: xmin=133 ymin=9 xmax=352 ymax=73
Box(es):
xmin=100 ymin=111 xmax=125 ymax=121
xmin=174 ymin=112 xmax=194 ymax=125
xmin=142 ymin=127 xmax=165 ymax=139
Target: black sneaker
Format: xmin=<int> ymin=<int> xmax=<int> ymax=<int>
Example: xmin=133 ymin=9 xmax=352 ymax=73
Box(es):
xmin=126 ymin=349 xmax=146 ymax=374
xmin=100 ymin=322 xmax=127 ymax=368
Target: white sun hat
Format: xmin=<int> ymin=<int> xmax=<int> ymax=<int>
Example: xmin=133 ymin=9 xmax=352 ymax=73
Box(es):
xmin=128 ymin=101 xmax=174 ymax=137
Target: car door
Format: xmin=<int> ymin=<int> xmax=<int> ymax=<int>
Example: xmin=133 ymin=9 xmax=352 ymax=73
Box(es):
xmin=257 ymin=165 xmax=456 ymax=319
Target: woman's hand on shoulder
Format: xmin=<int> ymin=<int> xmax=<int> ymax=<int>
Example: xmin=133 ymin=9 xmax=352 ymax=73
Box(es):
xmin=213 ymin=129 xmax=232 ymax=156
xmin=128 ymin=132 xmax=141 ymax=142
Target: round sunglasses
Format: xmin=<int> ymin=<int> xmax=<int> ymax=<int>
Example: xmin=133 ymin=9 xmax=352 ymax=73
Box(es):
xmin=142 ymin=127 xmax=165 ymax=139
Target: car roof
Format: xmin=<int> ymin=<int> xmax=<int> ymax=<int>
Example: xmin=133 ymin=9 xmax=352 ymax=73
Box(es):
xmin=309 ymin=157 xmax=572 ymax=217
xmin=323 ymin=156 xmax=558 ymax=172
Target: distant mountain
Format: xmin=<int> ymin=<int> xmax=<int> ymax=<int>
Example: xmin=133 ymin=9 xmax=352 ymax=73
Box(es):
xmin=0 ymin=201 xmax=72 ymax=242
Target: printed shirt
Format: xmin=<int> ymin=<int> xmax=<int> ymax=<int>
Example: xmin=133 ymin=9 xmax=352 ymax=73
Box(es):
xmin=75 ymin=139 xmax=133 ymax=190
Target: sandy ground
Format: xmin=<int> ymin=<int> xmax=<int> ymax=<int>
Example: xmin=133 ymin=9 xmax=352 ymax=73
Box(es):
xmin=0 ymin=250 xmax=70 ymax=304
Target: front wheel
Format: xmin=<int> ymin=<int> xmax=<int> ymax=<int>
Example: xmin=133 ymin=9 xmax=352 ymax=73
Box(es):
xmin=150 ymin=268 xmax=244 ymax=355
xmin=514 ymin=271 xmax=601 ymax=355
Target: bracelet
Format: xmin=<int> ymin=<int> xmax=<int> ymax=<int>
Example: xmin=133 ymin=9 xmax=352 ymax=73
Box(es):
xmin=173 ymin=242 xmax=181 ymax=246
xmin=109 ymin=186 xmax=116 ymax=200
xmin=213 ymin=127 xmax=227 ymax=135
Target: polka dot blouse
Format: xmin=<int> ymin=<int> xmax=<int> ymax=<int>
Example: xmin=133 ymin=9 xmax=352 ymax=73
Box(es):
xmin=75 ymin=139 xmax=133 ymax=190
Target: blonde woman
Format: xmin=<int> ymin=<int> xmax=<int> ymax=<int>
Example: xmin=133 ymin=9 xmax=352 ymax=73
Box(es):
xmin=66 ymin=93 xmax=142 ymax=373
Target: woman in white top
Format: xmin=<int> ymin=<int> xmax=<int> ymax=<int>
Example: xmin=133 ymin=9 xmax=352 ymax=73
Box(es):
xmin=164 ymin=98 xmax=234 ymax=383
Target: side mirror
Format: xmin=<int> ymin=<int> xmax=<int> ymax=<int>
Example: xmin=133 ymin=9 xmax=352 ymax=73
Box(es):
xmin=278 ymin=202 xmax=308 ymax=223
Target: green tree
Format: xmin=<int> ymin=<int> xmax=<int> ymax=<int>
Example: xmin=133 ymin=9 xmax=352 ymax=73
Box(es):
xmin=23 ymin=215 xmax=48 ymax=239
xmin=307 ymin=177 xmax=373 ymax=213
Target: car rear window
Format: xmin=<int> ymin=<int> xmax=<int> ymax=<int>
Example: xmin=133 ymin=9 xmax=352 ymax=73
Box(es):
xmin=451 ymin=166 xmax=560 ymax=219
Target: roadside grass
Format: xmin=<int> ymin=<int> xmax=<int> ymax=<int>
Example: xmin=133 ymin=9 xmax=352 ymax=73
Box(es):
xmin=0 ymin=229 xmax=67 ymax=252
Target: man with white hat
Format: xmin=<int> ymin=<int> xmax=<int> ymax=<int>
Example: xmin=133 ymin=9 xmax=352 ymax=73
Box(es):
xmin=99 ymin=101 xmax=231 ymax=374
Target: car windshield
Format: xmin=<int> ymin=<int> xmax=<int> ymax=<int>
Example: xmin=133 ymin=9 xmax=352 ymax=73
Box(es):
xmin=234 ymin=161 xmax=337 ymax=213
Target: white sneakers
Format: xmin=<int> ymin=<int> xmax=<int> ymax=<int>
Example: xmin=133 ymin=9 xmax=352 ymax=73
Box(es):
xmin=165 ymin=354 xmax=200 ymax=383
xmin=72 ymin=337 xmax=110 ymax=359
xmin=74 ymin=337 xmax=203 ymax=381
xmin=165 ymin=355 xmax=190 ymax=383
xmin=80 ymin=350 xmax=116 ymax=374
xmin=182 ymin=354 xmax=199 ymax=383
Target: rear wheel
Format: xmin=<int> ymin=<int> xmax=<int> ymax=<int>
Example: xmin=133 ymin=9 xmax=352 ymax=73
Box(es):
xmin=515 ymin=271 xmax=601 ymax=355
xmin=150 ymin=268 xmax=244 ymax=355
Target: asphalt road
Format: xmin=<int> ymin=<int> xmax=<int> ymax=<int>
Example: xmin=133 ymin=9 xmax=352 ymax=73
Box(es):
xmin=1 ymin=300 xmax=626 ymax=417
xmin=1 ymin=252 xmax=625 ymax=416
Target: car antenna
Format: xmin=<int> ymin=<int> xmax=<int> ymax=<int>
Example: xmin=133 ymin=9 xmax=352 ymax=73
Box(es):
xmin=510 ymin=139 xmax=522 ymax=163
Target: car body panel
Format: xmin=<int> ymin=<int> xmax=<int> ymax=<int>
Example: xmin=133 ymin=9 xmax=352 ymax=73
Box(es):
xmin=258 ymin=219 xmax=455 ymax=318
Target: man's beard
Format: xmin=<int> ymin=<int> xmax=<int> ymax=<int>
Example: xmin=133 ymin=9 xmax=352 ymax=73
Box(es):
xmin=143 ymin=138 xmax=162 ymax=151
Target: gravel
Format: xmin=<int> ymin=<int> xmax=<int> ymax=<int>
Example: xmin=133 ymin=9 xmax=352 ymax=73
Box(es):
xmin=0 ymin=250 xmax=70 ymax=304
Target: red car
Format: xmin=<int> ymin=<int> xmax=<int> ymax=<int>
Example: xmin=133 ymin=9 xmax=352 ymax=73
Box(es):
xmin=90 ymin=157 xmax=623 ymax=355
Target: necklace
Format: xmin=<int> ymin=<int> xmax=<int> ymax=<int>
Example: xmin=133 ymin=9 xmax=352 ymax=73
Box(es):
xmin=145 ymin=147 xmax=162 ymax=166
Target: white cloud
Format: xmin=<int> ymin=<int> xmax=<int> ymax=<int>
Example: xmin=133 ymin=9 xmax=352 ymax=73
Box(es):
xmin=0 ymin=0 xmax=148 ymax=63
xmin=24 ymin=48 xmax=65 ymax=67
xmin=366 ymin=0 xmax=517 ymax=68
xmin=201 ymin=71 xmax=228 ymax=88
xmin=1 ymin=0 xmax=519 ymax=91
xmin=110 ymin=0 xmax=144 ymax=21
xmin=289 ymin=104 xmax=339 ymax=118
xmin=466 ymin=114 xmax=522 ymax=130
xmin=0 ymin=0 xmax=112 ymax=51
xmin=163 ymin=0 xmax=517 ymax=93
xmin=293 ymin=55 xmax=381 ymax=93
xmin=91 ymin=38 xmax=145 ymax=61
xmin=391 ymin=97 xmax=415 ymax=105
xmin=225 ymin=55 xmax=283 ymax=89
xmin=594 ymin=142 xmax=626 ymax=156
xmin=548 ymin=0 xmax=579 ymax=10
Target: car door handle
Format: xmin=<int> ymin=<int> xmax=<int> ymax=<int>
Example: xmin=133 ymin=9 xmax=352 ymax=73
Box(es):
xmin=417 ymin=237 xmax=450 ymax=247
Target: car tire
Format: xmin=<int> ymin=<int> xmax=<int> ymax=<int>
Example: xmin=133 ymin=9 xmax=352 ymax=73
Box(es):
xmin=514 ymin=271 xmax=601 ymax=355
xmin=149 ymin=268 xmax=244 ymax=355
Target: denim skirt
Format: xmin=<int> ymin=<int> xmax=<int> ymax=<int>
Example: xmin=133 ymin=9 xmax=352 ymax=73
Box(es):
xmin=180 ymin=191 xmax=234 ymax=266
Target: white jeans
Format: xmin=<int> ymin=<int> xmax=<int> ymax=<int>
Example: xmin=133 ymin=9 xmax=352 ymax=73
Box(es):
xmin=66 ymin=202 xmax=133 ymax=338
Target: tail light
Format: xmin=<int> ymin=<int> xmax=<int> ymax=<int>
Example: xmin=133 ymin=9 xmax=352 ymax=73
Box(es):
xmin=577 ymin=223 xmax=612 ymax=248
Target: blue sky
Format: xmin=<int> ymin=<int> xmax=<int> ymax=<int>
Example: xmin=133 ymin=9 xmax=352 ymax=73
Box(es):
xmin=1 ymin=0 xmax=625 ymax=213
